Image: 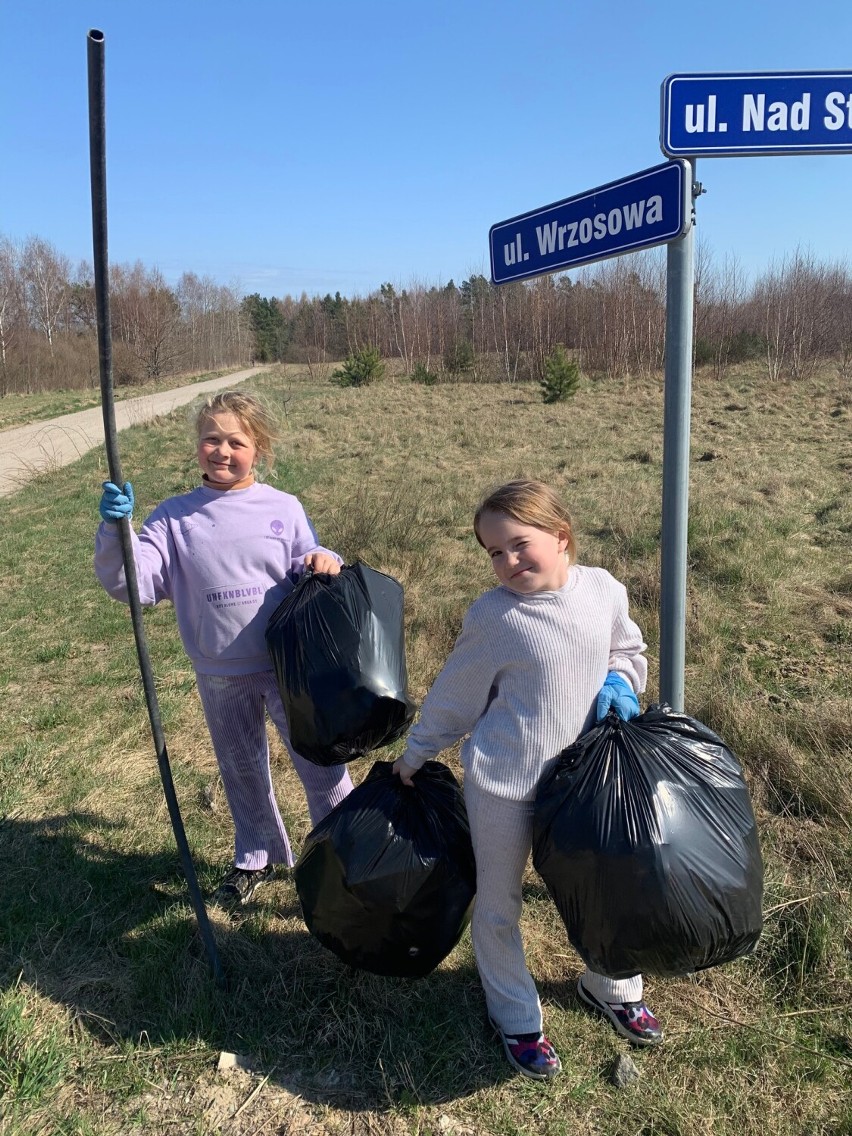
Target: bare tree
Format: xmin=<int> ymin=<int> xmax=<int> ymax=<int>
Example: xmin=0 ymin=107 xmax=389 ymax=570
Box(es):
xmin=821 ymin=261 xmax=852 ymax=380
xmin=694 ymin=248 xmax=748 ymax=379
xmin=752 ymin=257 xmax=788 ymax=383
xmin=749 ymin=248 xmax=832 ymax=383
xmin=379 ymin=283 xmax=412 ymax=374
xmin=176 ymin=271 xmax=244 ymax=370
xmin=0 ymin=238 xmax=24 ymax=388
xmin=67 ymin=260 xmax=98 ymax=335
xmin=302 ymin=297 xmax=333 ymax=382
xmin=785 ymin=248 xmax=830 ymax=382
xmin=492 ymin=280 xmax=523 ymax=381
xmin=526 ymin=275 xmax=559 ymax=381
xmin=626 ymin=252 xmax=666 ymax=378
xmin=401 ymin=278 xmax=433 ymax=372
xmin=20 ymin=236 xmax=70 ymax=351
xmin=110 ymin=262 xmax=182 ymax=380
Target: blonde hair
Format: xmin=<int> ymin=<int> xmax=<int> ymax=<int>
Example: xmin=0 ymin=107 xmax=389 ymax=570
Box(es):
xmin=474 ymin=478 xmax=577 ymax=564
xmin=195 ymin=390 xmax=278 ymax=469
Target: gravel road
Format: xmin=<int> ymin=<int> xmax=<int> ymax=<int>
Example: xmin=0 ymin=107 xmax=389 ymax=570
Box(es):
xmin=0 ymin=366 xmax=269 ymax=498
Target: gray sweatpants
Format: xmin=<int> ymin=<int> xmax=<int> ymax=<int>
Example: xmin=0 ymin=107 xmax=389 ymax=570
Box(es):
xmin=196 ymin=670 xmax=353 ymax=870
xmin=464 ymin=784 xmax=643 ymax=1035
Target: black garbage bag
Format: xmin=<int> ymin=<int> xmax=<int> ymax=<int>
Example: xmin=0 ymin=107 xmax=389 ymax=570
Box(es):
xmin=294 ymin=760 xmax=476 ymax=978
xmin=265 ymin=561 xmax=416 ymax=765
xmin=532 ymin=704 xmax=763 ymax=979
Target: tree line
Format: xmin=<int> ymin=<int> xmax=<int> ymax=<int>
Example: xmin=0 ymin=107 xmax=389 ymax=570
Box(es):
xmin=0 ymin=237 xmax=249 ymax=395
xmin=2 ymin=232 xmax=850 ymax=396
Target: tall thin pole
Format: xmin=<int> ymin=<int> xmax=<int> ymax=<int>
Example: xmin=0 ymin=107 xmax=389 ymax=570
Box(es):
xmin=659 ymin=159 xmax=697 ymax=712
xmin=86 ymin=28 xmax=225 ymax=988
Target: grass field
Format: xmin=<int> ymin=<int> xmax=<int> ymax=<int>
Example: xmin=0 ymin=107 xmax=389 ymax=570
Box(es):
xmin=0 ymin=362 xmax=850 ymax=1135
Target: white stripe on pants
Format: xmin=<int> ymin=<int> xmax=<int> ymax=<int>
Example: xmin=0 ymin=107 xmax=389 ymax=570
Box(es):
xmin=196 ymin=670 xmax=353 ymax=870
xmin=464 ymin=784 xmax=642 ymax=1035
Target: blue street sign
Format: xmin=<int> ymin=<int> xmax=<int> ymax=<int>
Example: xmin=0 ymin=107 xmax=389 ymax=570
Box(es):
xmin=662 ymin=71 xmax=852 ymax=157
xmin=489 ymin=160 xmax=690 ymax=286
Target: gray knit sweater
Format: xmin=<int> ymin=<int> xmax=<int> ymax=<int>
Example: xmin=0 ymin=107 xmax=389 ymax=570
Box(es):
xmin=402 ymin=565 xmax=648 ymax=801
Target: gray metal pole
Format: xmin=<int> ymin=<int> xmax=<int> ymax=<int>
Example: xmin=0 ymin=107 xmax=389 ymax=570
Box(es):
xmin=87 ymin=29 xmax=225 ymax=988
xmin=659 ymin=159 xmax=696 ymax=711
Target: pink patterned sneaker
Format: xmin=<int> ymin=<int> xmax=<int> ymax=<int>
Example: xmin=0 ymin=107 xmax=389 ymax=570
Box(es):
xmin=576 ymin=979 xmax=662 ymax=1046
xmin=489 ymin=1016 xmax=562 ymax=1081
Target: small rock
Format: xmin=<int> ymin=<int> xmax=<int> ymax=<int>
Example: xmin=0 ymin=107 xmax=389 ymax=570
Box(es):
xmin=609 ymin=1052 xmax=640 ymax=1088
xmin=217 ymin=1050 xmax=254 ymax=1073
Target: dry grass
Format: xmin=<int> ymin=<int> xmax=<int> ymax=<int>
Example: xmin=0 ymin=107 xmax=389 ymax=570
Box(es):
xmin=0 ymin=362 xmax=850 ymax=1135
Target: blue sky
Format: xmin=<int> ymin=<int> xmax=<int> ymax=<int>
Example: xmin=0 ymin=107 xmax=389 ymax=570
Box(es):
xmin=3 ymin=0 xmax=851 ymax=298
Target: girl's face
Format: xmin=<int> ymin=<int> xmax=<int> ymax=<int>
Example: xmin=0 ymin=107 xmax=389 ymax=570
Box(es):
xmin=477 ymin=510 xmax=570 ymax=594
xmin=197 ymin=412 xmax=258 ymax=489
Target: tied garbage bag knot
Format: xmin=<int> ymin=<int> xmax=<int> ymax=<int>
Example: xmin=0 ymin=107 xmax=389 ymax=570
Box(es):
xmin=294 ymin=760 xmax=476 ymax=978
xmin=266 ymin=560 xmax=417 ymax=765
xmin=532 ymin=703 xmax=764 ymax=979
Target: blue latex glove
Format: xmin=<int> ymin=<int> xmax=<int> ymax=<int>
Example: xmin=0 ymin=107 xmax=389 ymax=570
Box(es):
xmin=596 ymin=672 xmax=640 ymax=722
xmin=99 ymin=480 xmax=134 ymax=523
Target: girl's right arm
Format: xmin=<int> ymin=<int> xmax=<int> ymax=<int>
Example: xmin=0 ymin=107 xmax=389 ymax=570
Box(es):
xmin=394 ymin=606 xmax=495 ymax=781
xmin=94 ymin=508 xmax=173 ymax=606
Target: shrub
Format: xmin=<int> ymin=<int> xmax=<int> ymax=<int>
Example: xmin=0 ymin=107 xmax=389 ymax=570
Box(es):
xmin=443 ymin=340 xmax=474 ymax=376
xmin=332 ymin=346 xmax=385 ymax=387
xmin=409 ymin=361 xmax=438 ymax=385
xmin=728 ymin=330 xmax=767 ymax=363
xmin=694 ymin=331 xmax=767 ymax=370
xmin=693 ymin=337 xmax=716 ymax=368
xmin=539 ymin=346 xmax=580 ymax=404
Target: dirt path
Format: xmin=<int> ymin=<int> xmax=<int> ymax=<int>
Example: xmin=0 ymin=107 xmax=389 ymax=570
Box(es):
xmin=0 ymin=367 xmax=270 ymax=498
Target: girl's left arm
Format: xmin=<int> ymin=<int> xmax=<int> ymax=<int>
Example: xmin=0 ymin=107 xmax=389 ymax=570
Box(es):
xmin=289 ymin=502 xmax=344 ymax=577
xmin=608 ymin=582 xmax=648 ymax=694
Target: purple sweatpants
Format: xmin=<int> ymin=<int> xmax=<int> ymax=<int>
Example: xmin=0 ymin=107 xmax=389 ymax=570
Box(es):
xmin=195 ymin=670 xmax=353 ymax=869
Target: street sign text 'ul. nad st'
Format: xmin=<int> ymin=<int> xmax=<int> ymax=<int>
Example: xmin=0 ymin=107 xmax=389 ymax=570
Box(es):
xmin=662 ymin=71 xmax=852 ymax=157
xmin=489 ymin=159 xmax=691 ymax=286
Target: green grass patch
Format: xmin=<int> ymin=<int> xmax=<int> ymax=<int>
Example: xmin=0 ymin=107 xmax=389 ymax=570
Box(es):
xmin=0 ymin=365 xmax=850 ymax=1134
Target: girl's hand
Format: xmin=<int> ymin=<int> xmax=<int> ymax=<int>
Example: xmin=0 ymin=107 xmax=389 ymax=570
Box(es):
xmin=99 ymin=480 xmax=134 ymax=523
xmin=304 ymin=552 xmax=341 ymax=576
xmin=392 ymin=756 xmax=418 ymax=786
xmin=596 ymin=672 xmax=640 ymax=721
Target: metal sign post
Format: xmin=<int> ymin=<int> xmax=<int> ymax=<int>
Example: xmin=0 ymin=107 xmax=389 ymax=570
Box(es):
xmin=659 ymin=160 xmax=696 ymax=712
xmin=658 ymin=68 xmax=852 ymax=710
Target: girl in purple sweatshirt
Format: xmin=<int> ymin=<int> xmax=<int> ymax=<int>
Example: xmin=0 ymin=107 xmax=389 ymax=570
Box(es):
xmin=95 ymin=390 xmax=353 ymax=907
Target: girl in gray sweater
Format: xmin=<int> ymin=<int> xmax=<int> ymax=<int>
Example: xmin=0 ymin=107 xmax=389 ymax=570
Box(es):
xmin=393 ymin=479 xmax=661 ymax=1081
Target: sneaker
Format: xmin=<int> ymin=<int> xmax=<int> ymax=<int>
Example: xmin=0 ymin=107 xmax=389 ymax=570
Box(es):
xmin=576 ymin=979 xmax=662 ymax=1046
xmin=211 ymin=863 xmax=274 ymax=909
xmin=488 ymin=1016 xmax=562 ymax=1081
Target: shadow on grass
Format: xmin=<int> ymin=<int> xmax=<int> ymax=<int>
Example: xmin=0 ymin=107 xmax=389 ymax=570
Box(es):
xmin=0 ymin=812 xmax=508 ymax=1109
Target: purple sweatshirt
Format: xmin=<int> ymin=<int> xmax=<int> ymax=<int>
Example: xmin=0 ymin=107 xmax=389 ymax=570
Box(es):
xmin=95 ymin=482 xmax=340 ymax=676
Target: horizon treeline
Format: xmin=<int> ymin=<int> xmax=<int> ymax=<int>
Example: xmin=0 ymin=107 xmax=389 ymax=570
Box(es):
xmin=2 ymin=233 xmax=851 ymax=396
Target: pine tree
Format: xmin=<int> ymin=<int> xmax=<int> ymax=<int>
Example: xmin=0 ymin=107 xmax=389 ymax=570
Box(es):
xmin=539 ymin=345 xmax=580 ymax=403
